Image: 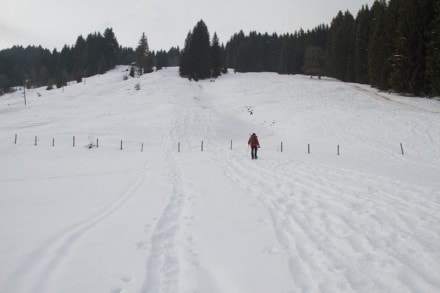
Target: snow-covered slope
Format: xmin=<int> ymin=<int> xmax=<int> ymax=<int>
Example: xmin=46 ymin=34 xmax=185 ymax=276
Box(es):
xmin=1 ymin=67 xmax=439 ymax=293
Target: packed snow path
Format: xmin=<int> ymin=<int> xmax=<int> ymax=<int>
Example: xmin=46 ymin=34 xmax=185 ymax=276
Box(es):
xmin=0 ymin=67 xmax=439 ymax=292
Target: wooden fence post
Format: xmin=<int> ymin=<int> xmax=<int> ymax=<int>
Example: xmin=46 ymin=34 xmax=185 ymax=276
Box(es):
xmin=281 ymin=141 xmax=283 ymax=152
xmin=120 ymin=140 xmax=123 ymax=150
xmin=35 ymin=136 xmax=37 ymax=146
xmin=52 ymin=138 xmax=55 ymax=147
xmin=96 ymin=138 xmax=99 ymax=148
xmin=141 ymin=143 xmax=144 ymax=152
xmin=230 ymin=139 xmax=233 ymax=150
xmin=178 ymin=142 xmax=180 ymax=153
xmin=308 ymin=143 xmax=310 ymax=154
xmin=337 ymin=145 xmax=340 ymax=156
xmin=14 ymin=134 xmax=17 ymax=144
xmin=73 ymin=136 xmax=75 ymax=147
xmin=201 ymin=140 xmax=204 ymax=151
xmin=400 ymin=143 xmax=404 ymax=155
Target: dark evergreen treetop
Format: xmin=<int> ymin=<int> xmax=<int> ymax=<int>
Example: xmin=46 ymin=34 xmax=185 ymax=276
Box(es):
xmin=211 ymin=33 xmax=223 ymax=78
xmin=189 ymin=20 xmax=212 ymax=80
xmin=179 ymin=20 xmax=224 ymax=80
xmin=135 ymin=32 xmax=153 ymax=75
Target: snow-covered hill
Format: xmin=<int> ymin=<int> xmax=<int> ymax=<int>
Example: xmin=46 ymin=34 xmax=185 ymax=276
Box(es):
xmin=1 ymin=67 xmax=439 ymax=293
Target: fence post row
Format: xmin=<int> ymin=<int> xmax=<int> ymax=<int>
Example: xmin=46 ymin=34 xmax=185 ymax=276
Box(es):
xmin=11 ymin=137 xmax=410 ymax=156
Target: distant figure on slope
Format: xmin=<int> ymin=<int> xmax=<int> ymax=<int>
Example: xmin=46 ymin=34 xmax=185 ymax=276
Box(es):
xmin=248 ymin=133 xmax=260 ymax=159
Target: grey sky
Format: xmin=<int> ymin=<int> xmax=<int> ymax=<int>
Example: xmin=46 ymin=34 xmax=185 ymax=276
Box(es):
xmin=1 ymin=0 xmax=375 ymax=51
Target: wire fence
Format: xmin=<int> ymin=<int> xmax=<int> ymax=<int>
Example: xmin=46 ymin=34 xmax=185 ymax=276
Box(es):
xmin=10 ymin=134 xmax=407 ymax=156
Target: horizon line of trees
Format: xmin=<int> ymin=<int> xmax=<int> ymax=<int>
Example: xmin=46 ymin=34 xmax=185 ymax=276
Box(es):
xmin=223 ymin=0 xmax=440 ymax=97
xmin=0 ymin=28 xmax=181 ymax=95
xmin=1 ymin=0 xmax=439 ymax=97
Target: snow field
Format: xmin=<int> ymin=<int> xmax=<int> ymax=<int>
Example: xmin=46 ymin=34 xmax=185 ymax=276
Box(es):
xmin=1 ymin=67 xmax=440 ymax=292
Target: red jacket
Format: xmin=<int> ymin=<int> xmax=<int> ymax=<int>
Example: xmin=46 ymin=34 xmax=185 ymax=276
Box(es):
xmin=248 ymin=134 xmax=260 ymax=147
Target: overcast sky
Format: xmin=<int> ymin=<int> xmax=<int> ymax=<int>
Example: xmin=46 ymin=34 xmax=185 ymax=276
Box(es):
xmin=1 ymin=0 xmax=375 ymax=51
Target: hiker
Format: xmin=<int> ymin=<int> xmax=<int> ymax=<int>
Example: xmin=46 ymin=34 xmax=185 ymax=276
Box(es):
xmin=248 ymin=133 xmax=260 ymax=159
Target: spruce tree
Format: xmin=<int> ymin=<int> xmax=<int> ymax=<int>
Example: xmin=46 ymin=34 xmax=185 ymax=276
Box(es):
xmin=327 ymin=11 xmax=355 ymax=81
xmin=179 ymin=32 xmax=192 ymax=77
xmin=354 ymin=5 xmax=371 ymax=84
xmin=190 ymin=20 xmax=211 ymax=80
xmin=135 ymin=33 xmax=152 ymax=75
xmin=211 ymin=33 xmax=222 ymax=78
xmin=103 ymin=28 xmax=119 ymax=71
xmin=368 ymin=0 xmax=393 ymax=90
xmin=278 ymin=35 xmax=295 ymax=74
xmin=389 ymin=0 xmax=427 ymax=94
xmin=155 ymin=50 xmax=169 ymax=70
xmin=426 ymin=0 xmax=440 ymax=96
xmin=73 ymin=36 xmax=86 ymax=82
xmin=225 ymin=31 xmax=245 ymax=69
xmin=179 ymin=20 xmax=212 ymax=80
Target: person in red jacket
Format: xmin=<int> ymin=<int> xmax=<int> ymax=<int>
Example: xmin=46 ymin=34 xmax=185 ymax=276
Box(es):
xmin=248 ymin=133 xmax=260 ymax=159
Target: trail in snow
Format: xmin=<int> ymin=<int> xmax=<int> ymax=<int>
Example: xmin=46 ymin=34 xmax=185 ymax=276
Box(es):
xmin=212 ymin=149 xmax=440 ymax=292
xmin=4 ymin=155 xmax=154 ymax=292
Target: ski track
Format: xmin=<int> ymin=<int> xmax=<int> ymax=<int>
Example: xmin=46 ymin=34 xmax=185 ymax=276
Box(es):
xmin=3 ymin=156 xmax=153 ymax=293
xmin=141 ymin=79 xmax=198 ymax=293
xmin=210 ymin=148 xmax=440 ymax=293
xmin=141 ymin=153 xmax=187 ymax=293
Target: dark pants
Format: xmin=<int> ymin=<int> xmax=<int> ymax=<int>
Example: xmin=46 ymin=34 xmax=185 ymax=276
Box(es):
xmin=251 ymin=147 xmax=258 ymax=159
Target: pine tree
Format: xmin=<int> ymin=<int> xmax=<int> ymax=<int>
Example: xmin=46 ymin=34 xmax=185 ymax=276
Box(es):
xmin=278 ymin=35 xmax=295 ymax=74
xmin=368 ymin=0 xmax=393 ymax=90
xmin=179 ymin=20 xmax=212 ymax=80
xmin=426 ymin=0 xmax=440 ymax=96
xmin=135 ymin=33 xmax=152 ymax=75
xmin=327 ymin=11 xmax=356 ymax=81
xmin=155 ymin=50 xmax=169 ymax=70
xmin=103 ymin=28 xmax=119 ymax=71
xmin=167 ymin=47 xmax=181 ymax=67
xmin=179 ymin=32 xmax=192 ymax=77
xmin=225 ymin=31 xmax=245 ymax=69
xmin=211 ymin=33 xmax=222 ymax=78
xmin=189 ymin=20 xmax=212 ymax=80
xmin=73 ymin=36 xmax=86 ymax=82
xmin=388 ymin=0 xmax=427 ymax=94
xmin=354 ymin=5 xmax=371 ymax=84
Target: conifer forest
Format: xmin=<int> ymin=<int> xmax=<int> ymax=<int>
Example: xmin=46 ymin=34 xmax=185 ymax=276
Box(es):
xmin=0 ymin=0 xmax=439 ymax=97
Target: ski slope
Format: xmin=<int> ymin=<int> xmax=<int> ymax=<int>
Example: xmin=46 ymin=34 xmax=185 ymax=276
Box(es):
xmin=0 ymin=67 xmax=439 ymax=293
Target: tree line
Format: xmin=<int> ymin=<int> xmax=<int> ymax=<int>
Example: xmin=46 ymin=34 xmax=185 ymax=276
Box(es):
xmin=0 ymin=28 xmax=181 ymax=95
xmin=223 ymin=0 xmax=440 ymax=97
xmin=1 ymin=0 xmax=439 ymax=97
